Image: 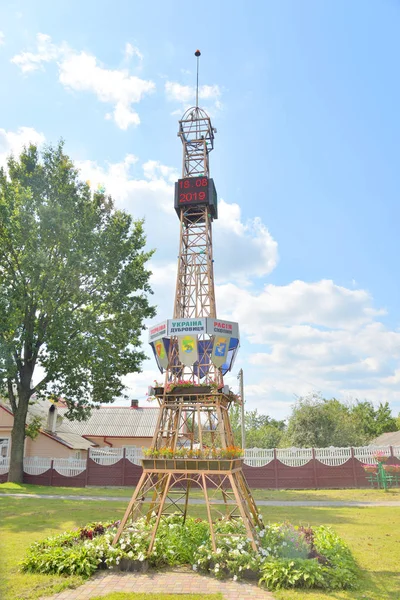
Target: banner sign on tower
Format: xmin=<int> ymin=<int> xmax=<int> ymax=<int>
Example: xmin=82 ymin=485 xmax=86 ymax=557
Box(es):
xmin=168 ymin=318 xmax=206 ymax=335
xmin=211 ymin=336 xmax=230 ymax=367
xmin=178 ymin=335 xmax=199 ymax=366
xmin=148 ymin=321 xmax=168 ymax=342
xmin=154 ymin=338 xmax=169 ymax=369
xmin=206 ymin=319 xmax=239 ymax=338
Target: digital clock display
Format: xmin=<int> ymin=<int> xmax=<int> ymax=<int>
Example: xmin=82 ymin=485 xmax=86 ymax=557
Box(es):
xmin=174 ymin=176 xmax=218 ymax=219
xmin=177 ymin=176 xmax=209 ymax=205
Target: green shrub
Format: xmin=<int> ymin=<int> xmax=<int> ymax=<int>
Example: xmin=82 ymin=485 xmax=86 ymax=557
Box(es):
xmin=21 ymin=517 xmax=358 ymax=591
xmin=258 ymin=526 xmax=358 ymax=590
xmin=259 ymin=558 xmax=328 ymax=590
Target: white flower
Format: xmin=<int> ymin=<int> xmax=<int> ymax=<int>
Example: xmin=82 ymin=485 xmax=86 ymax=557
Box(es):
xmin=282 ymin=541 xmax=287 ymax=546
xmin=215 ymin=563 xmax=220 ymax=568
xmin=216 ymin=548 xmax=222 ymax=554
xmin=233 ymin=575 xmax=238 ymax=581
xmin=193 ymin=564 xmax=197 ymax=571
xmin=239 ymin=566 xmax=242 ymax=571
xmin=128 ymin=551 xmax=133 ymax=558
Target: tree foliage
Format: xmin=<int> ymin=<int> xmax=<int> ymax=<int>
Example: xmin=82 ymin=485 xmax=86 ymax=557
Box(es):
xmin=283 ymin=393 xmax=398 ymax=448
xmin=230 ymin=394 xmax=398 ymax=449
xmin=0 ymin=142 xmax=155 ymax=481
xmin=230 ymin=406 xmax=286 ymax=448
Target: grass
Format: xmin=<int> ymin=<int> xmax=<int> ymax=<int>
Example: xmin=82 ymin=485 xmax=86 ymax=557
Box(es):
xmin=1 ymin=481 xmax=400 ymax=502
xmin=90 ymin=594 xmax=222 ymax=600
xmin=1 ymin=494 xmax=400 ymax=600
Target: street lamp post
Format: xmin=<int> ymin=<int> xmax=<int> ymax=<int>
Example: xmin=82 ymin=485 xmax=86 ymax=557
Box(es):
xmin=237 ymin=368 xmax=245 ymax=449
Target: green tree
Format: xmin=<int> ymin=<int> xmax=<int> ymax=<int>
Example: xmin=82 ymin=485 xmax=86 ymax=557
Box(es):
xmin=373 ymin=402 xmax=398 ymax=436
xmin=348 ymin=401 xmax=377 ymax=439
xmin=0 ymin=143 xmax=155 ymax=482
xmin=348 ymin=400 xmax=398 ymax=441
xmin=229 ymin=406 xmax=285 ymax=448
xmin=283 ymin=393 xmax=367 ymax=448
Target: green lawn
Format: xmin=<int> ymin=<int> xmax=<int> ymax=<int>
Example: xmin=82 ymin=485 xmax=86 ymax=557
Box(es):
xmin=1 ymin=494 xmax=399 ymax=600
xmin=1 ymin=481 xmax=400 ymax=502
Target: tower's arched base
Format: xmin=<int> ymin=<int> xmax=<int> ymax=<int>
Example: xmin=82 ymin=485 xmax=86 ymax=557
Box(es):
xmin=113 ymin=463 xmax=263 ymax=552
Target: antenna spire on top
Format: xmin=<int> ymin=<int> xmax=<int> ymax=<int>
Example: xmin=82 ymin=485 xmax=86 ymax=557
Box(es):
xmin=195 ymin=49 xmax=201 ymax=108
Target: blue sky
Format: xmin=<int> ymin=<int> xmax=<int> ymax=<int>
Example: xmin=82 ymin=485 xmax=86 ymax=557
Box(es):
xmin=1 ymin=1 xmax=399 ymax=419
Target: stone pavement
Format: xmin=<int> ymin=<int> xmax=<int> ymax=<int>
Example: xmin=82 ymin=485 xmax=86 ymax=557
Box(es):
xmin=43 ymin=568 xmax=275 ymax=599
xmin=3 ymin=492 xmax=400 ymax=507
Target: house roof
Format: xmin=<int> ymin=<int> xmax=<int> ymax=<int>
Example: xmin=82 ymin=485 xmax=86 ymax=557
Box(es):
xmin=1 ymin=396 xmax=159 ymax=443
xmin=371 ymin=431 xmax=400 ymax=446
xmin=50 ymin=430 xmax=97 ymax=450
xmin=58 ymin=406 xmax=159 ymax=438
xmin=0 ymin=400 xmax=98 ymax=450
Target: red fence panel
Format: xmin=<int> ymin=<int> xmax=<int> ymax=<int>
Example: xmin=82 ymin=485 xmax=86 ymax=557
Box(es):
xmin=123 ymin=460 xmax=143 ymax=487
xmin=86 ymin=458 xmax=125 ymax=487
xmin=51 ymin=470 xmax=86 ymax=488
xmin=23 ymin=470 xmax=53 ymax=486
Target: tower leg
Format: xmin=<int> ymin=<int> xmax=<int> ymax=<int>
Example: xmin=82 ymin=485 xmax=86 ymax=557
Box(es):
xmin=113 ymin=471 xmax=148 ymax=544
xmin=148 ymin=473 xmax=172 ymax=553
xmin=202 ymin=473 xmax=216 ymax=551
xmin=228 ymin=472 xmax=259 ymax=552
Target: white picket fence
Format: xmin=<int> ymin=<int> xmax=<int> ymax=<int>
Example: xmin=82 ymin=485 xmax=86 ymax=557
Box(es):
xmin=89 ymin=447 xmax=124 ymax=465
xmin=53 ymin=458 xmax=87 ymax=476
xmin=87 ymin=445 xmax=400 ymax=467
xmin=23 ymin=457 xmax=52 ymax=475
xmin=0 ymin=457 xmax=10 ymax=475
xmin=1 ymin=445 xmax=399 ymax=474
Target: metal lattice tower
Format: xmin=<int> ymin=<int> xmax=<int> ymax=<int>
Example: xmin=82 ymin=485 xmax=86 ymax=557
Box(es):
xmin=114 ymin=52 xmax=263 ymax=554
xmin=168 ymin=106 xmax=220 ymax=387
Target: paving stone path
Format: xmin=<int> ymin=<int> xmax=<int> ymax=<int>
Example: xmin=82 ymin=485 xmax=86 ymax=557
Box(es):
xmin=43 ymin=568 xmax=275 ymax=600
xmin=3 ymin=493 xmax=400 ymax=506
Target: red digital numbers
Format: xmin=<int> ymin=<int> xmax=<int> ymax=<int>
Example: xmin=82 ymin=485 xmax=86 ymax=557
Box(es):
xmin=179 ymin=177 xmax=208 ymax=189
xmin=177 ymin=177 xmax=208 ymax=205
xmin=179 ymin=191 xmax=206 ymax=203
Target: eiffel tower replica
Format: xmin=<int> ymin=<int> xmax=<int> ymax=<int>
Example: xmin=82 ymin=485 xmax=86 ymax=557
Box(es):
xmin=114 ymin=51 xmax=263 ymax=553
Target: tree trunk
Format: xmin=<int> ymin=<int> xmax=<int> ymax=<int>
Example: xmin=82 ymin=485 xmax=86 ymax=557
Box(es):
xmin=8 ymin=393 xmax=30 ymax=484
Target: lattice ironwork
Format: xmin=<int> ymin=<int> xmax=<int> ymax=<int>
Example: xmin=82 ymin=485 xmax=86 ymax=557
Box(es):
xmin=115 ymin=77 xmax=262 ymax=552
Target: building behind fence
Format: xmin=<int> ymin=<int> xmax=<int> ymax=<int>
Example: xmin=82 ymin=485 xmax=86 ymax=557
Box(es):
xmin=1 ymin=445 xmax=399 ymax=489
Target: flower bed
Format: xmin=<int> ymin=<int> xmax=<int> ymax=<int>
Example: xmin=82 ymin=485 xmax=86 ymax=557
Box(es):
xmin=383 ymin=464 xmax=400 ymax=474
xmin=363 ymin=464 xmax=378 ymax=474
xmin=142 ymin=458 xmax=243 ymax=471
xmin=143 ymin=446 xmax=244 ymax=460
xmin=21 ymin=516 xmax=358 ymax=591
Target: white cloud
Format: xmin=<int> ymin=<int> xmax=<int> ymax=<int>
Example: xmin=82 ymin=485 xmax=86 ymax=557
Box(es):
xmin=124 ymin=43 xmax=143 ymax=62
xmin=214 ymin=200 xmax=278 ymax=282
xmin=0 ymin=32 xmax=5 ymax=46
xmin=212 ymin=279 xmax=400 ymax=418
xmin=0 ymin=126 xmax=45 ymax=167
xmin=11 ymin=33 xmax=64 ymax=72
xmin=217 ymin=279 xmax=384 ymax=337
xmin=165 ymin=81 xmax=222 ymax=113
xmin=11 ymin=34 xmax=154 ymax=129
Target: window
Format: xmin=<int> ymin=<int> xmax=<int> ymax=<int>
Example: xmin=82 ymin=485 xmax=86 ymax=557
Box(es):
xmin=0 ymin=438 xmax=10 ymax=458
xmin=74 ymin=451 xmax=82 ymax=459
